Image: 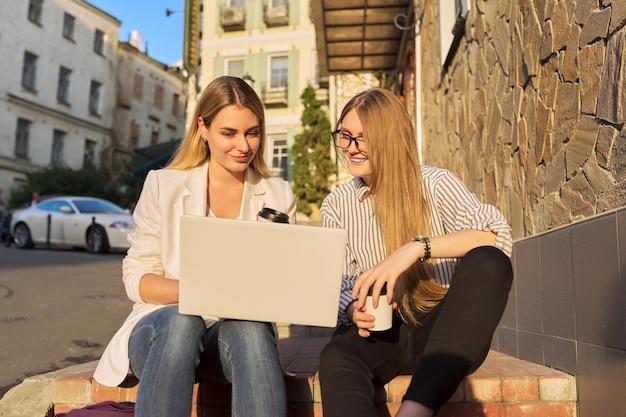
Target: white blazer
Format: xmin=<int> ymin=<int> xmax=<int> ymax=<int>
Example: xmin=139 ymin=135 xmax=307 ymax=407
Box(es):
xmin=94 ymin=163 xmax=296 ymax=387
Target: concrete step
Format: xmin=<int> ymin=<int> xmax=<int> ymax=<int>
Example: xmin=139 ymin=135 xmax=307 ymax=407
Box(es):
xmin=0 ymin=337 xmax=577 ymax=417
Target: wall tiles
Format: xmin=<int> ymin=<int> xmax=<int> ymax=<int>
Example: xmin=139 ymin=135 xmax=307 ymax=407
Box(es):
xmin=543 ymin=335 xmax=577 ymax=375
xmin=504 ymin=211 xmax=626 ymax=417
xmin=499 ymin=250 xmax=517 ymax=328
xmin=539 ymin=228 xmax=576 ymax=339
xmin=617 ymin=209 xmax=626 ymax=349
xmin=513 ymin=239 xmax=543 ymax=333
xmin=571 ymin=213 xmax=624 ymax=349
xmin=517 ymin=330 xmax=544 ymax=365
xmin=497 ymin=327 xmax=518 ymax=358
xmin=576 ymin=342 xmax=626 ymax=417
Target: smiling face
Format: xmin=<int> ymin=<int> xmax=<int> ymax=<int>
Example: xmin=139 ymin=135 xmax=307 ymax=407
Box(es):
xmin=339 ymin=108 xmax=372 ymax=185
xmin=198 ymin=104 xmax=261 ymax=178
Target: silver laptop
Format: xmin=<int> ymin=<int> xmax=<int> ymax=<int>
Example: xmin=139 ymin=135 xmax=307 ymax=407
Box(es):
xmin=178 ymin=215 xmax=348 ymax=327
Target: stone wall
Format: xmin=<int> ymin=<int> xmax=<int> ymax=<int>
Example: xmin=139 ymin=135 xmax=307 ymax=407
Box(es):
xmin=419 ymin=0 xmax=626 ymax=239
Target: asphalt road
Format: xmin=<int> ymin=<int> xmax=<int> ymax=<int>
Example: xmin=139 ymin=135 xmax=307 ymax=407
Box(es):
xmin=0 ymin=244 xmax=132 ymax=398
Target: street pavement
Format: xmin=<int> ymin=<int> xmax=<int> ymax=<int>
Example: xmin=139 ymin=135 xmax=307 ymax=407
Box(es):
xmin=0 ymin=244 xmax=132 ymax=398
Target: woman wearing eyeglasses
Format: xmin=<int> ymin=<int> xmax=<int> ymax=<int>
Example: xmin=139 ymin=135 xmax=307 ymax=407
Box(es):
xmin=319 ymin=88 xmax=513 ymax=417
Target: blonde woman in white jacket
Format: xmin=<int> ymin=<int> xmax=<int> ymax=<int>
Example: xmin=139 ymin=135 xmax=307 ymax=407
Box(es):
xmin=94 ymin=76 xmax=296 ymax=417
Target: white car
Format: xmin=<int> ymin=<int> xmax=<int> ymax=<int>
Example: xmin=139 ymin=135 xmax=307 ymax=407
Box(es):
xmin=10 ymin=196 xmax=134 ymax=253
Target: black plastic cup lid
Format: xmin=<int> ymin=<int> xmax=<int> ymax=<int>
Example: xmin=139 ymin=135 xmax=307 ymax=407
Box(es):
xmin=258 ymin=207 xmax=290 ymax=223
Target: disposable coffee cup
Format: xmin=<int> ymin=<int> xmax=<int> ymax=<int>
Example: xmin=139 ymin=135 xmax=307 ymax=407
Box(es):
xmin=257 ymin=207 xmax=289 ymax=224
xmin=365 ymin=284 xmax=393 ymax=331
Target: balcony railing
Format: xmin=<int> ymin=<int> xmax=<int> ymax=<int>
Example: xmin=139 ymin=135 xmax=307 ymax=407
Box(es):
xmin=262 ymin=85 xmax=288 ymax=108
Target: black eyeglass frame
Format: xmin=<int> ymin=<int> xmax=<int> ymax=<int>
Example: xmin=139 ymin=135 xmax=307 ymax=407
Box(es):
xmin=332 ymin=130 xmax=367 ymax=153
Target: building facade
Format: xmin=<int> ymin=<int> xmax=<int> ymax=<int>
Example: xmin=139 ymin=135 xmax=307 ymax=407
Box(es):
xmin=0 ymin=0 xmax=119 ymax=195
xmin=188 ymin=0 xmax=327 ymax=181
xmin=114 ymin=39 xmax=187 ymax=172
xmin=0 ymin=0 xmax=188 ymax=202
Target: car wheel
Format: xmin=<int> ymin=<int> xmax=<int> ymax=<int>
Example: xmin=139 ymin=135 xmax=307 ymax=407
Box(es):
xmin=13 ymin=223 xmax=34 ymax=249
xmin=86 ymin=225 xmax=110 ymax=254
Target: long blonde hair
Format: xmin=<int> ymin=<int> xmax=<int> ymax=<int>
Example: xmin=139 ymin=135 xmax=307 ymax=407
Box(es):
xmin=336 ymin=88 xmax=447 ymax=324
xmin=167 ymin=76 xmax=270 ymax=176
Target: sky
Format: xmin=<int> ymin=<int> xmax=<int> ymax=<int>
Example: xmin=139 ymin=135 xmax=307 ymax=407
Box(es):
xmin=87 ymin=0 xmax=185 ymax=66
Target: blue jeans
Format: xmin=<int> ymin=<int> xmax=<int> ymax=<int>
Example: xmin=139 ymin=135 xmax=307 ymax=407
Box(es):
xmin=128 ymin=306 xmax=286 ymax=417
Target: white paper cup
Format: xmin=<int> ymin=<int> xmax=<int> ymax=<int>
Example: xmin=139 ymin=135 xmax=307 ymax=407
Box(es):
xmin=365 ymin=295 xmax=393 ymax=331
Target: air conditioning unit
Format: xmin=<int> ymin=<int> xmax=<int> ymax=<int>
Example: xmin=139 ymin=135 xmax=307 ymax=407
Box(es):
xmin=221 ymin=7 xmax=245 ymax=31
xmin=264 ymin=5 xmax=289 ymax=27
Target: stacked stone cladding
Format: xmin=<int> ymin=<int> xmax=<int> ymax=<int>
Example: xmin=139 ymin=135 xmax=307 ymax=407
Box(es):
xmin=419 ymin=0 xmax=626 ymax=238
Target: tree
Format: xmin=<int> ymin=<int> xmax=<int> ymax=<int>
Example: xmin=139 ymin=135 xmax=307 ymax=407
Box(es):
xmin=7 ymin=165 xmax=128 ymax=209
xmin=291 ymin=86 xmax=336 ymax=216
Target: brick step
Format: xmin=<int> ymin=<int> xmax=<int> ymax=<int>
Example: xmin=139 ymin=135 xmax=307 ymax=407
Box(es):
xmin=0 ymin=337 xmax=577 ymax=417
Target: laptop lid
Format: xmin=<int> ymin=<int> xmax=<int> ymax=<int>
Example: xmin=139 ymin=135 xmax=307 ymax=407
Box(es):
xmin=179 ymin=215 xmax=348 ymax=327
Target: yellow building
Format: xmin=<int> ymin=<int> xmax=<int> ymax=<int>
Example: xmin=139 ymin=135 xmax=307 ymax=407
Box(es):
xmin=184 ymin=0 xmax=327 ymax=181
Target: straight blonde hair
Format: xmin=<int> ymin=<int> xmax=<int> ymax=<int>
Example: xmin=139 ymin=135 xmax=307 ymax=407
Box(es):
xmin=336 ymin=88 xmax=447 ymax=324
xmin=168 ymin=76 xmax=270 ymax=176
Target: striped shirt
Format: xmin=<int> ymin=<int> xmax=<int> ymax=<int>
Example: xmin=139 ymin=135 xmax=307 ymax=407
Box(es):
xmin=320 ymin=165 xmax=513 ymax=325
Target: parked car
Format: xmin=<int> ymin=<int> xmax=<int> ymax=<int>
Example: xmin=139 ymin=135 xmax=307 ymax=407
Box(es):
xmin=10 ymin=196 xmax=134 ymax=253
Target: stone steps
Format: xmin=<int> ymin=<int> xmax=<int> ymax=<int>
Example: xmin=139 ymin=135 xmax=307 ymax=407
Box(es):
xmin=0 ymin=337 xmax=577 ymax=417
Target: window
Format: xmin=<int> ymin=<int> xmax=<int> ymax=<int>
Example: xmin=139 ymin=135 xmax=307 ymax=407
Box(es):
xmin=28 ymin=0 xmax=43 ymax=24
xmin=21 ymin=51 xmax=38 ymax=91
xmin=269 ymin=55 xmax=288 ymax=89
xmin=228 ymin=0 xmax=245 ymax=6
xmin=439 ymin=0 xmax=470 ymax=65
xmin=84 ymin=139 xmax=97 ymax=166
xmin=57 ymin=66 xmax=71 ymax=104
xmin=62 ymin=13 xmax=75 ymax=40
xmin=133 ymin=74 xmax=143 ymax=100
xmin=51 ymin=129 xmax=66 ymax=166
xmin=270 ymin=136 xmax=288 ymax=178
xmin=129 ymin=121 xmax=140 ymax=149
xmin=154 ymin=85 xmax=164 ymax=109
xmin=93 ymin=29 xmax=104 ymax=55
xmin=88 ymin=80 xmax=101 ymax=115
xmin=268 ymin=0 xmax=287 ymax=9
xmin=151 ymin=131 xmax=159 ymax=145
xmin=15 ymin=118 xmax=32 ymax=158
xmin=38 ymin=200 xmax=74 ymax=213
xmin=172 ymin=93 xmax=180 ymax=116
xmin=226 ymin=58 xmax=244 ymax=78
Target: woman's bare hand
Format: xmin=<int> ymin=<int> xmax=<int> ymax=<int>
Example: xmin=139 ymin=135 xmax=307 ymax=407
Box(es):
xmin=352 ymin=241 xmax=422 ymax=310
xmin=347 ymin=302 xmax=376 ymax=338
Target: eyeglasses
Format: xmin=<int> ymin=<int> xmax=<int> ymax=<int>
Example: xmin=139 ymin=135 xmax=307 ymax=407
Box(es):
xmin=332 ymin=130 xmax=367 ymax=153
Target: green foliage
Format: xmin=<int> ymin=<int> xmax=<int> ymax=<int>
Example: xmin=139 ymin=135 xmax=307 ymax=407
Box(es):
xmin=8 ymin=165 xmax=130 ymax=209
xmin=291 ymin=86 xmax=336 ymax=216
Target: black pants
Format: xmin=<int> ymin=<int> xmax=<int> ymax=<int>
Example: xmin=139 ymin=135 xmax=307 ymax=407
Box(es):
xmin=319 ymin=246 xmax=513 ymax=416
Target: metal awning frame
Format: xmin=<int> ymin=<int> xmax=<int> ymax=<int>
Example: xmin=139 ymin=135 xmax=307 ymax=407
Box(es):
xmin=311 ymin=0 xmax=415 ymax=84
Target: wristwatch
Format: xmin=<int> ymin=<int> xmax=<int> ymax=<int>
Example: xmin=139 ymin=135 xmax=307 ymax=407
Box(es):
xmin=412 ymin=236 xmax=431 ymax=262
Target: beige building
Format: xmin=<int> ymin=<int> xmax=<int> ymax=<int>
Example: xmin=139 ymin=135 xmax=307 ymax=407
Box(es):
xmin=187 ymin=0 xmax=327 ymax=180
xmin=0 ymin=1 xmax=188 ymax=201
xmin=0 ymin=0 xmax=119 ymax=194
xmin=114 ymin=37 xmax=187 ymax=175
